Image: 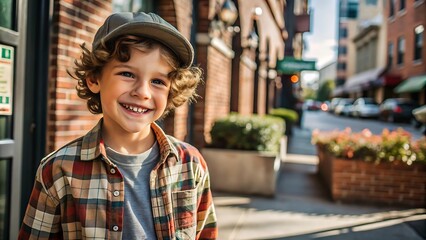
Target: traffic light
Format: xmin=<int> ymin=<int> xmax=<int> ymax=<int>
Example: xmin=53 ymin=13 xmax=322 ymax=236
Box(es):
xmin=290 ymin=74 xmax=299 ymax=83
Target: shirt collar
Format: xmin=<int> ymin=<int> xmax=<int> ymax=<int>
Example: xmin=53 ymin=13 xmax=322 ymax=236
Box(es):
xmin=80 ymin=118 xmax=179 ymax=162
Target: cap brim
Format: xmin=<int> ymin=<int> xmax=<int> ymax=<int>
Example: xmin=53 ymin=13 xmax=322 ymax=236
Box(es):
xmin=98 ymin=22 xmax=194 ymax=68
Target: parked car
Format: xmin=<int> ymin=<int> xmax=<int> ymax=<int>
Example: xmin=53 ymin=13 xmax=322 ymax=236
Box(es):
xmin=334 ymin=98 xmax=354 ymax=116
xmin=329 ymin=98 xmax=342 ymax=113
xmin=413 ymin=105 xmax=426 ymax=132
xmin=351 ymin=98 xmax=380 ymax=118
xmin=303 ymin=99 xmax=322 ymax=111
xmin=379 ymin=98 xmax=419 ymax=123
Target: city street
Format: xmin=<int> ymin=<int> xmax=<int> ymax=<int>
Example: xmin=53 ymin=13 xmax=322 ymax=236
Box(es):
xmin=301 ymin=110 xmax=424 ymax=140
xmin=214 ymin=110 xmax=426 ymax=240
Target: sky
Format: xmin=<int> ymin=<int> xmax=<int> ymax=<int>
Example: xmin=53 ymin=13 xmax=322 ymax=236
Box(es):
xmin=302 ymin=0 xmax=338 ymax=85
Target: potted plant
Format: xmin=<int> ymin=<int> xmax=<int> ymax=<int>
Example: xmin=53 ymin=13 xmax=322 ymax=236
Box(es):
xmin=311 ymin=128 xmax=426 ymax=207
xmin=268 ymin=108 xmax=298 ymax=135
xmin=202 ymin=113 xmax=285 ymax=197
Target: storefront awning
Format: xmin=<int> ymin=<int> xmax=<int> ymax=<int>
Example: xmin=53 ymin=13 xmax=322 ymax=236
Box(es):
xmin=344 ymin=67 xmax=385 ymax=93
xmin=372 ymin=74 xmax=402 ymax=87
xmin=394 ymin=74 xmax=426 ymax=93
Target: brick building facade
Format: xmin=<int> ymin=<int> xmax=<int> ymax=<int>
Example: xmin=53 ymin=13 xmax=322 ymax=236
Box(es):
xmin=385 ymin=0 xmax=426 ymax=104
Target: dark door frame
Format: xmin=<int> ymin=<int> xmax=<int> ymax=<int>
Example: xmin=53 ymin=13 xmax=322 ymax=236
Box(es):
xmin=1 ymin=0 xmax=51 ymax=238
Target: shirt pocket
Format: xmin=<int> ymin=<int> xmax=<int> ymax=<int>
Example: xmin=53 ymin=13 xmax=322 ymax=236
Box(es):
xmin=171 ymin=188 xmax=197 ymax=239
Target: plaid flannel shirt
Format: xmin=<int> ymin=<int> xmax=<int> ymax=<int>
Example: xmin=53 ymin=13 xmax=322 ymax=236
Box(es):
xmin=19 ymin=119 xmax=217 ymax=239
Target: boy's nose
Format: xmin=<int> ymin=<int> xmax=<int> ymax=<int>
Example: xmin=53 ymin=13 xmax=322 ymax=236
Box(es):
xmin=131 ymin=81 xmax=151 ymax=99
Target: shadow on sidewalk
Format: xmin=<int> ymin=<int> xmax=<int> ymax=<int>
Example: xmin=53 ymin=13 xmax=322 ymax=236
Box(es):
xmin=213 ymin=126 xmax=426 ymax=239
xmin=261 ymin=216 xmax=426 ymax=240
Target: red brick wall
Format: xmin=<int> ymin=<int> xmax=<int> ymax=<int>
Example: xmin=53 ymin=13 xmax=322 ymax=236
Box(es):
xmin=193 ymin=45 xmax=208 ymax=148
xmin=203 ymin=47 xmax=232 ymax=143
xmin=192 ymin=40 xmax=233 ymax=149
xmin=386 ymin=1 xmax=426 ymax=78
xmin=239 ymin=63 xmax=255 ymax=115
xmin=47 ymin=1 xmax=111 ymax=152
xmin=158 ymin=0 xmax=192 ymax=140
xmin=191 ymin=0 xmax=234 ymax=148
xmin=257 ymin=76 xmax=267 ymax=115
xmin=325 ymin=156 xmax=426 ymax=207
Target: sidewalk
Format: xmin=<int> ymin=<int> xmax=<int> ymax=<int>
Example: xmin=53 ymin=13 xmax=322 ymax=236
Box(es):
xmin=213 ymin=127 xmax=426 ymax=240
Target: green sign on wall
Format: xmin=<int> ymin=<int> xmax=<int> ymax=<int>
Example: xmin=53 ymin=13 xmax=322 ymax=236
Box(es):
xmin=0 ymin=44 xmax=14 ymax=115
xmin=276 ymin=57 xmax=316 ymax=74
xmin=1 ymin=48 xmax=11 ymax=59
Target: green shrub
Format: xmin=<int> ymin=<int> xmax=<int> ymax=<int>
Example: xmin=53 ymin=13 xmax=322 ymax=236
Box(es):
xmin=209 ymin=113 xmax=284 ymax=153
xmin=269 ymin=108 xmax=299 ymax=123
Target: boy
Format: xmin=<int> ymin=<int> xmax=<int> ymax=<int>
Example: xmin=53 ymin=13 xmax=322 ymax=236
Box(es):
xmin=19 ymin=12 xmax=217 ymax=239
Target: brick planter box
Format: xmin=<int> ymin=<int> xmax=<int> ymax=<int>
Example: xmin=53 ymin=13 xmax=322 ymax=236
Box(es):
xmin=201 ymin=137 xmax=287 ymax=197
xmin=317 ymin=145 xmax=426 ymax=207
xmin=202 ymin=148 xmax=280 ymax=197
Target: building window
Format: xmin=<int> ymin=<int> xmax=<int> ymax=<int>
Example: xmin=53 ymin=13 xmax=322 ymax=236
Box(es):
xmin=366 ymin=0 xmax=377 ymax=5
xmin=397 ymin=37 xmax=405 ymax=65
xmin=338 ymin=62 xmax=347 ymax=70
xmin=339 ymin=28 xmax=348 ymax=38
xmin=0 ymin=0 xmax=14 ymax=30
xmin=112 ymin=0 xmax=155 ymax=12
xmin=414 ymin=25 xmax=424 ymax=61
xmin=399 ymin=0 xmax=405 ymax=11
xmin=347 ymin=0 xmax=358 ymax=19
xmin=336 ymin=78 xmax=346 ymax=86
xmin=338 ymin=46 xmax=347 ymax=55
xmin=388 ymin=42 xmax=394 ymax=66
xmin=389 ymin=0 xmax=395 ymax=17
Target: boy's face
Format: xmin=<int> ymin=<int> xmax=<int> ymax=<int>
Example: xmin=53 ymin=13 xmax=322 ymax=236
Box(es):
xmin=87 ymin=46 xmax=171 ymax=137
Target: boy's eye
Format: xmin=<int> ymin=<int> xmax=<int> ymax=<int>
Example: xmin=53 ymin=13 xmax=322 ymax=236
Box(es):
xmin=152 ymin=79 xmax=167 ymax=86
xmin=119 ymin=72 xmax=135 ymax=78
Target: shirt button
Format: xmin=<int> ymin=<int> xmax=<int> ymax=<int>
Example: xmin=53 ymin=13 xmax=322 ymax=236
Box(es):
xmin=112 ymin=225 xmax=119 ymax=231
xmin=110 ymin=168 xmax=116 ymax=174
xmin=113 ymin=190 xmax=120 ymax=197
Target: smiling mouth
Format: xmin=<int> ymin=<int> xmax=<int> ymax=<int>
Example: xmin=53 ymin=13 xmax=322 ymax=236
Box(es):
xmin=121 ymin=103 xmax=150 ymax=113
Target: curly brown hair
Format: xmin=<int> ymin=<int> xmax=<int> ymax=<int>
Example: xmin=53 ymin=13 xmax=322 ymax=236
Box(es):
xmin=68 ymin=35 xmax=202 ymax=117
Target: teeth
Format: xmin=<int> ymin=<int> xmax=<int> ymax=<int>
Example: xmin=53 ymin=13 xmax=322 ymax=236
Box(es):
xmin=122 ymin=104 xmax=148 ymax=113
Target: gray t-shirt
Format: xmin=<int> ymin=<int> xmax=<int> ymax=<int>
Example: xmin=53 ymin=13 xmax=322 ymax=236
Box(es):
xmin=106 ymin=142 xmax=159 ymax=240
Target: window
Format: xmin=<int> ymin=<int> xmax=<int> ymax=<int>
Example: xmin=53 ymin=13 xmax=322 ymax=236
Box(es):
xmin=339 ymin=28 xmax=348 ymax=38
xmin=339 ymin=46 xmax=347 ymax=55
xmin=112 ymin=0 xmax=154 ymax=12
xmin=389 ymin=0 xmax=395 ymax=17
xmin=399 ymin=0 xmax=405 ymax=11
xmin=397 ymin=37 xmax=405 ymax=65
xmin=366 ymin=0 xmax=377 ymax=5
xmin=338 ymin=62 xmax=347 ymax=70
xmin=414 ymin=25 xmax=424 ymax=61
xmin=388 ymin=42 xmax=394 ymax=66
xmin=336 ymin=78 xmax=346 ymax=86
xmin=0 ymin=0 xmax=14 ymax=30
xmin=347 ymin=0 xmax=358 ymax=19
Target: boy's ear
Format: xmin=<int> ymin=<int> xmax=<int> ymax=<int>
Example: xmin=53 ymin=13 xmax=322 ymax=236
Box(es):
xmin=86 ymin=77 xmax=100 ymax=93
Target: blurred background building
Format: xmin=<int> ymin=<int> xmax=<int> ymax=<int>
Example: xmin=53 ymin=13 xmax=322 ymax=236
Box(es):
xmin=333 ymin=0 xmax=358 ymax=97
xmin=388 ymin=0 xmax=426 ymax=105
xmin=332 ymin=0 xmax=425 ymax=106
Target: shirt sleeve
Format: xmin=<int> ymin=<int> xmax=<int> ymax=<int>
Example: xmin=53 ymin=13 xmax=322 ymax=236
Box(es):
xmin=18 ymin=164 xmax=62 ymax=240
xmin=195 ymin=157 xmax=218 ymax=240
